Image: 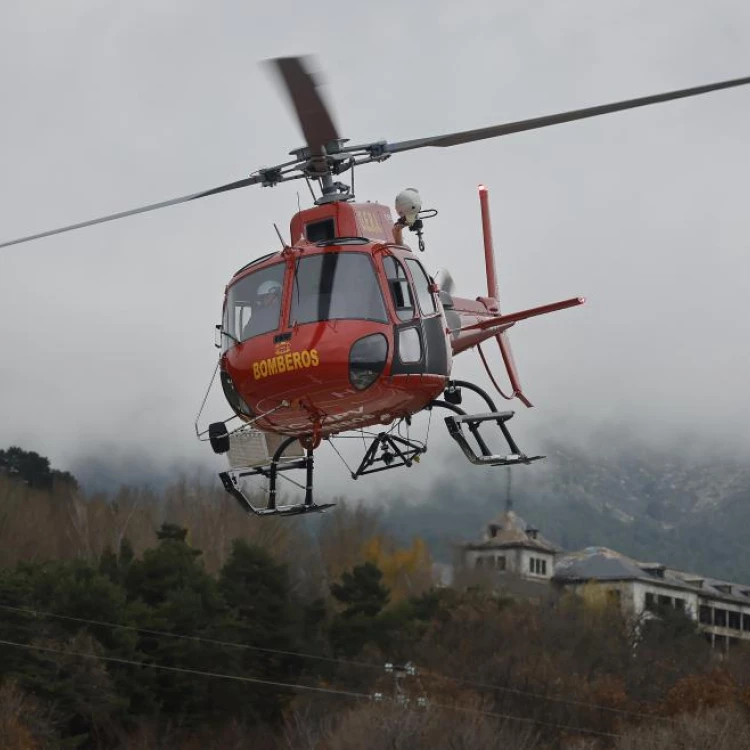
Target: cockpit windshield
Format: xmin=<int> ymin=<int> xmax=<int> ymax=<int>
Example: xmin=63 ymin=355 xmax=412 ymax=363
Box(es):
xmin=289 ymin=252 xmax=388 ymax=325
xmin=225 ymin=263 xmax=285 ymax=343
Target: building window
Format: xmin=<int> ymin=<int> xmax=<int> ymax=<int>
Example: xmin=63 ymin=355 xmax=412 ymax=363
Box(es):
xmin=642 ymin=565 xmax=665 ymax=578
xmin=529 ymin=557 xmax=547 ymax=575
xmin=645 ymin=593 xmax=656 ymax=611
xmin=699 ymin=605 xmax=712 ymax=624
xmin=674 ymin=598 xmax=686 ymax=611
xmin=728 ymin=611 xmax=741 ymax=630
xmin=496 ymin=556 xmax=506 ymax=571
xmin=714 ymin=608 xmax=727 ymax=628
xmin=742 ymin=614 xmax=750 ymax=632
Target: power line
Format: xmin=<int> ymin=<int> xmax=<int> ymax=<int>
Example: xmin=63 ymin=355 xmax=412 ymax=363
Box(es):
xmin=0 ymin=637 xmax=370 ymax=700
xmin=0 ymin=637 xmax=621 ymax=739
xmin=0 ymin=601 xmax=671 ymax=723
xmin=423 ymin=670 xmax=673 ymax=724
xmin=431 ymin=701 xmax=622 ymax=740
xmin=0 ymin=602 xmax=380 ymax=671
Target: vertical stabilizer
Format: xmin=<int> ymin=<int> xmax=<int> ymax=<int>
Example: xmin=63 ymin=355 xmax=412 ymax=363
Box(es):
xmin=478 ymin=185 xmax=533 ymax=407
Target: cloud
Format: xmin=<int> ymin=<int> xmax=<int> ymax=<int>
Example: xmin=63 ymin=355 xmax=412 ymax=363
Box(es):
xmin=1 ymin=0 xmax=749 ymax=486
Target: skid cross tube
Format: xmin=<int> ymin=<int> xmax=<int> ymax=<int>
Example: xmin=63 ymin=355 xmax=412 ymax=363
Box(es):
xmin=219 ymin=434 xmax=335 ymax=516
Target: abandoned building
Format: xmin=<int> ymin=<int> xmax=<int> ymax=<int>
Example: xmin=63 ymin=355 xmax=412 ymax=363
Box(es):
xmin=457 ymin=507 xmax=750 ymax=651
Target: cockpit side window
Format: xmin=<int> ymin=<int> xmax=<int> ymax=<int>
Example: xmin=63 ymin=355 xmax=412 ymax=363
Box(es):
xmin=383 ymin=256 xmax=415 ymax=321
xmin=404 ymin=258 xmax=438 ymax=316
xmin=225 ymin=263 xmax=286 ymax=342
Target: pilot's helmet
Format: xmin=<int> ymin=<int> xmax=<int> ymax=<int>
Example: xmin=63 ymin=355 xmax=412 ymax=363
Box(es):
xmin=257 ymin=280 xmax=282 ymax=305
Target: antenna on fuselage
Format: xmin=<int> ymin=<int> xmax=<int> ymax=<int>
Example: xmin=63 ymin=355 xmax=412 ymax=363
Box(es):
xmin=273 ymin=223 xmax=289 ymax=250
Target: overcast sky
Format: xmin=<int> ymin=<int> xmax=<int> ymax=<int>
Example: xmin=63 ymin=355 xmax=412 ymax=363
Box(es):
xmin=1 ymin=0 xmax=749 ymax=500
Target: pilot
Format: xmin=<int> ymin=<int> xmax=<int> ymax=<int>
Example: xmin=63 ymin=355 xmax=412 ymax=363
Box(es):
xmin=242 ymin=280 xmax=282 ymax=340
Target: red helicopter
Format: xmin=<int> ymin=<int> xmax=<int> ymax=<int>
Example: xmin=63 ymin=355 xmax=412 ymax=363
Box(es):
xmin=3 ymin=58 xmax=749 ymax=516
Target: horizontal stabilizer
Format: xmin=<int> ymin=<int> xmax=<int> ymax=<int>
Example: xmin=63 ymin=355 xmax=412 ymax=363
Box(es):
xmin=459 ymin=297 xmax=585 ymax=334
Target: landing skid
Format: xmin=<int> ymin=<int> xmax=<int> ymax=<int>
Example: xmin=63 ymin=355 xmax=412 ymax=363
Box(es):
xmin=430 ymin=380 xmax=544 ymax=467
xmin=217 ymin=380 xmax=540 ymax=518
xmin=219 ymin=435 xmax=335 ymax=517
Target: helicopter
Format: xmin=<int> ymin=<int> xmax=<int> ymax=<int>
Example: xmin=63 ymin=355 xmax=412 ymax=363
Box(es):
xmin=2 ymin=57 xmax=750 ymax=517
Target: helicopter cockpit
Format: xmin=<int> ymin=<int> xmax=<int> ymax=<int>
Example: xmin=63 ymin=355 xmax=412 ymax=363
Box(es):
xmin=223 ymin=248 xmax=391 ymax=350
xmin=223 ymin=263 xmax=285 ymax=345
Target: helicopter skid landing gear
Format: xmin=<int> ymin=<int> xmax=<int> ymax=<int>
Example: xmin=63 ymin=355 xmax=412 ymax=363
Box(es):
xmin=219 ymin=435 xmax=335 ymax=517
xmin=444 ymin=411 xmax=541 ymax=466
xmin=430 ymin=380 xmax=544 ymax=467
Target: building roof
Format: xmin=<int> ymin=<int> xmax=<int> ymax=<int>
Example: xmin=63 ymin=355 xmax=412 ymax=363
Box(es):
xmin=464 ymin=510 xmax=560 ymax=554
xmin=554 ymin=547 xmax=655 ymax=582
xmin=554 ymin=546 xmax=750 ymax=606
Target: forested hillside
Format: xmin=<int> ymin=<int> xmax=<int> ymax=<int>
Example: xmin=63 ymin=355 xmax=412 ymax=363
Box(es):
xmin=2 ymin=447 xmax=750 ymax=749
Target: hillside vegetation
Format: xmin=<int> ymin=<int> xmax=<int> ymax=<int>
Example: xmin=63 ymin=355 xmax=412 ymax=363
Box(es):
xmin=1 ymin=446 xmax=750 ymax=749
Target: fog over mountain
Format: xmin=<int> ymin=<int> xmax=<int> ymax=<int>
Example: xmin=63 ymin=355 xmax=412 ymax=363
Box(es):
xmin=2 ymin=2 xmax=750 ymax=583
xmin=2 ymin=0 xmax=750 ymax=475
xmin=381 ymin=427 xmax=750 ymax=583
xmin=60 ymin=423 xmax=750 ymax=585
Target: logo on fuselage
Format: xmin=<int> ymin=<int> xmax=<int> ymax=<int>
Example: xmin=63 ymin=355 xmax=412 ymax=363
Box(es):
xmin=252 ymin=349 xmax=320 ymax=380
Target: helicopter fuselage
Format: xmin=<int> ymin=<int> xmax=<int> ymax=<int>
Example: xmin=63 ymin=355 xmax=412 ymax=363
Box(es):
xmin=218 ymin=200 xmax=506 ymax=440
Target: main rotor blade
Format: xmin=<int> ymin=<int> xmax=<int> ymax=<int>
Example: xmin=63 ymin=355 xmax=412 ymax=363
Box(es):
xmin=0 ymin=175 xmax=262 ymax=250
xmin=387 ymin=75 xmax=750 ymax=153
xmin=268 ymin=56 xmax=339 ymax=155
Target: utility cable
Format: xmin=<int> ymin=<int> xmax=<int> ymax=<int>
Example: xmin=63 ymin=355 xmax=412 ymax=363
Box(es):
xmin=0 ymin=602 xmax=381 ymax=671
xmin=0 ymin=601 xmax=673 ymax=722
xmin=430 ymin=701 xmax=622 ymax=739
xmin=423 ymin=670 xmax=673 ymax=724
xmin=0 ymin=637 xmax=370 ymax=700
xmin=0 ymin=637 xmax=623 ymax=739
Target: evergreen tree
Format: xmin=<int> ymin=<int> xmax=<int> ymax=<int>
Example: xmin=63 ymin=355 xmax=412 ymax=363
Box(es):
xmin=0 ymin=446 xmax=77 ymax=489
xmin=329 ymin=562 xmax=391 ymax=657
xmin=331 ymin=562 xmax=389 ymax=618
xmin=123 ymin=524 xmax=227 ymax=728
xmin=214 ymin=539 xmax=303 ymax=725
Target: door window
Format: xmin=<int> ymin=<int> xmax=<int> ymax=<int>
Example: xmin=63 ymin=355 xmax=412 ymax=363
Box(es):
xmin=404 ymin=258 xmax=437 ymax=315
xmin=383 ymin=256 xmax=415 ymax=321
